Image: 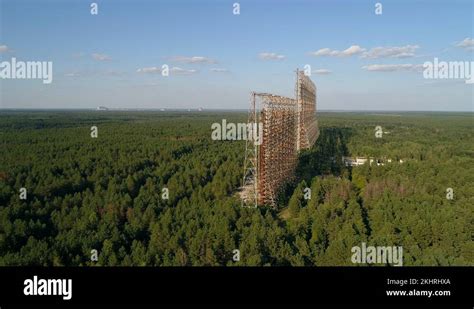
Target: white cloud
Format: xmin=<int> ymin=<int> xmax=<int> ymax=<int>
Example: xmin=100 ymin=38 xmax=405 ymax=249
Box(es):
xmin=342 ymin=45 xmax=366 ymax=56
xmin=259 ymin=52 xmax=286 ymax=60
xmin=313 ymin=69 xmax=332 ymax=75
xmin=210 ymin=68 xmax=229 ymax=73
xmin=456 ymin=38 xmax=474 ymax=50
xmin=170 ymin=67 xmax=197 ymax=75
xmin=311 ymin=48 xmax=331 ymax=56
xmin=136 ymin=66 xmax=197 ymax=75
xmin=92 ymin=53 xmax=111 ymax=61
xmin=137 ymin=67 xmax=161 ymax=73
xmin=309 ymin=45 xmax=366 ymax=57
xmin=0 ymin=45 xmax=10 ymax=53
xmin=362 ymin=64 xmax=424 ymax=72
xmin=361 ymin=45 xmax=420 ymax=59
xmin=169 ymin=56 xmax=216 ymax=64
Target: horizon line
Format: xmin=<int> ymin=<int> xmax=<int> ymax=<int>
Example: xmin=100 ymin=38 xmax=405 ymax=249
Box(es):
xmin=0 ymin=108 xmax=472 ymax=113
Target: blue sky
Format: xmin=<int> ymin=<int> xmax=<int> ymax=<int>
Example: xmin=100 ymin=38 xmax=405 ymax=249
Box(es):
xmin=0 ymin=0 xmax=473 ymax=111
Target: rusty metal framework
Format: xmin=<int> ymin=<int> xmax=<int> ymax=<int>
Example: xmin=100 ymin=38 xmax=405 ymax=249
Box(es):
xmin=258 ymin=94 xmax=297 ymax=206
xmin=241 ymin=92 xmax=259 ymax=208
xmin=296 ymin=69 xmax=319 ymax=150
xmin=241 ymin=70 xmax=319 ymax=208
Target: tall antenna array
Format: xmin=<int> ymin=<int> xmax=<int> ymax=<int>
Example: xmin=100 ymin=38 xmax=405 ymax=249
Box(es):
xmin=241 ymin=92 xmax=259 ymax=208
xmin=240 ymin=70 xmax=319 ymax=208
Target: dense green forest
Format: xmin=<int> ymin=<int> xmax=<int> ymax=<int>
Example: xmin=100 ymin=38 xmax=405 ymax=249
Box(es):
xmin=0 ymin=111 xmax=472 ymax=266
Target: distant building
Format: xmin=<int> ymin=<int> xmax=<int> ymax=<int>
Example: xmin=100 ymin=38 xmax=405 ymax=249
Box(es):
xmin=96 ymin=106 xmax=109 ymax=111
xmin=342 ymin=156 xmax=368 ymax=166
xmin=342 ymin=156 xmax=398 ymax=167
xmin=198 ymin=107 xmax=203 ymax=112
xmin=342 ymin=156 xmax=353 ymax=166
xmin=342 ymin=156 xmax=363 ymax=166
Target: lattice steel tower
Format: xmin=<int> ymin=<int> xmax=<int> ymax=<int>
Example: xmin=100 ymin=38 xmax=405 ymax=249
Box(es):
xmin=240 ymin=70 xmax=319 ymax=208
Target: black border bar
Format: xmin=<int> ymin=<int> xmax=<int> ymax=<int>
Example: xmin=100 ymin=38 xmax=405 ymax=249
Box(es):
xmin=0 ymin=267 xmax=472 ymax=306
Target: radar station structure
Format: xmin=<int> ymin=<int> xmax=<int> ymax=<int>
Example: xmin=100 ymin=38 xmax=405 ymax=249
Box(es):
xmin=241 ymin=70 xmax=319 ymax=208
